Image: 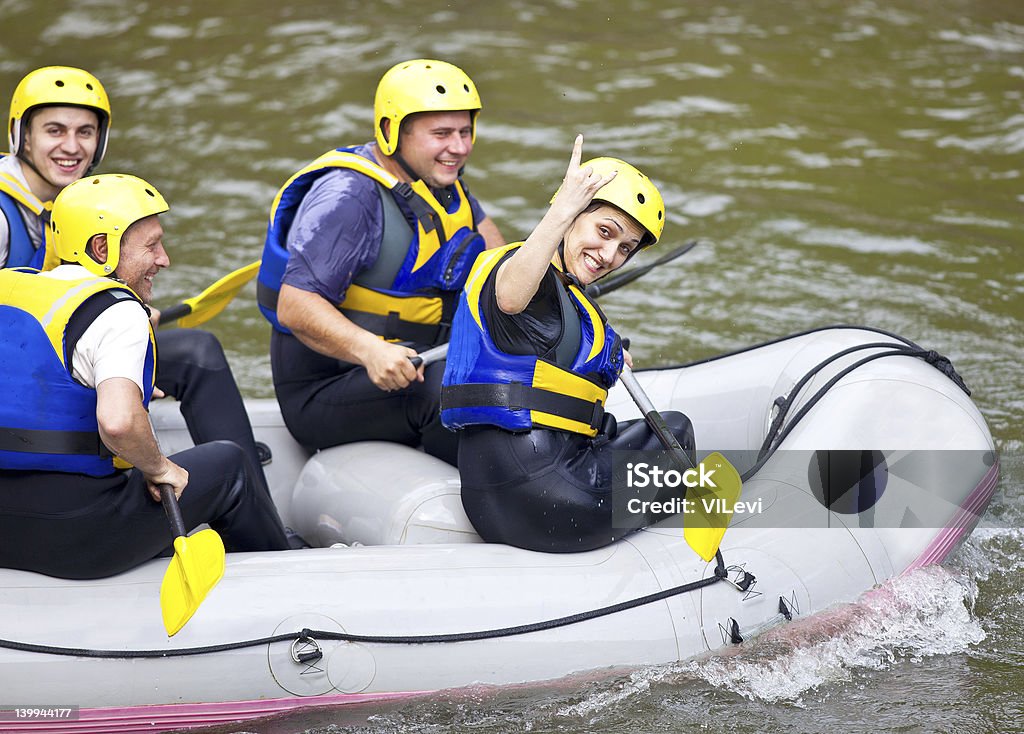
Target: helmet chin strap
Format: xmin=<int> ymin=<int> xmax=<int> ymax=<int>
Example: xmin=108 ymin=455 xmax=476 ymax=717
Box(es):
xmin=392 ymin=143 xmax=456 ymax=207
xmin=15 ymin=151 xmax=59 ymax=197
xmin=391 ymin=143 xmax=421 ymax=183
xmin=554 ymin=242 xmax=584 ymax=289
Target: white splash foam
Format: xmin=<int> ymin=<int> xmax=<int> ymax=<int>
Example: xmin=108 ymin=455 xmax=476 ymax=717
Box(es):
xmin=956 ymin=526 xmax=1024 ymax=580
xmin=556 ymin=667 xmax=658 ymax=718
xmin=678 ymin=565 xmax=985 ymax=704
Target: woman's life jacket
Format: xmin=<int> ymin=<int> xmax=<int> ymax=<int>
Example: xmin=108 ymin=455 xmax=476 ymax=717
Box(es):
xmin=441 ymin=244 xmax=623 ymax=437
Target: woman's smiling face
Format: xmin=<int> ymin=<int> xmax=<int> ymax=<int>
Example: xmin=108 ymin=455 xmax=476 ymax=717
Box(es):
xmin=562 ymin=204 xmax=645 ymax=285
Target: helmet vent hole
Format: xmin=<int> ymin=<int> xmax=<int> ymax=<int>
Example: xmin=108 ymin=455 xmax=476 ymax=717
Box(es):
xmin=658 ymin=210 xmax=663 ymax=220
xmin=436 ymin=85 xmax=446 ymax=95
xmin=463 ymin=84 xmax=470 ymax=92
xmin=144 ymin=188 xmax=156 ymax=197
xmin=55 ymin=80 xmax=65 ymax=87
xmin=86 ymin=83 xmax=94 ymax=90
xmin=637 ymin=193 xmax=646 ymax=204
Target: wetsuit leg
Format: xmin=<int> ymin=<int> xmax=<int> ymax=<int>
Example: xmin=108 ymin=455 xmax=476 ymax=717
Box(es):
xmin=608 ymin=411 xmax=695 ymax=456
xmin=457 ymin=427 xmax=622 ymax=552
xmin=0 ymin=441 xmax=288 ymax=580
xmin=456 ymin=412 xmax=695 ymax=553
xmin=155 ymin=328 xmax=268 ymax=482
xmin=271 ymin=330 xmax=458 ymax=465
xmin=165 ymin=440 xmax=289 ymax=553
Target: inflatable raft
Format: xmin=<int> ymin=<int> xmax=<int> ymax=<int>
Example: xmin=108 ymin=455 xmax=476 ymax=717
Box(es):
xmin=0 ymin=326 xmax=999 ymax=733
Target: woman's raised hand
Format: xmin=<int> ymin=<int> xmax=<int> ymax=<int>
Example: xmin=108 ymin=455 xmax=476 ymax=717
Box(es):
xmin=551 ymin=134 xmax=617 ymax=218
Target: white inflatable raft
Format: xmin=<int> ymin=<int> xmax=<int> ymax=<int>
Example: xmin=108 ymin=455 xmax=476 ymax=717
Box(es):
xmin=0 ymin=326 xmax=999 ymax=733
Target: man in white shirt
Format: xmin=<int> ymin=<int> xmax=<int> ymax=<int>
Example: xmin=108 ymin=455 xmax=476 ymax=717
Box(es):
xmin=0 ymin=174 xmax=289 ymax=579
xmin=2 ymin=65 xmax=283 ymax=515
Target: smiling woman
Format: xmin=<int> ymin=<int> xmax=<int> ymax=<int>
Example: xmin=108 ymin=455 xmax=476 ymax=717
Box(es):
xmin=439 ymin=135 xmax=690 ymax=553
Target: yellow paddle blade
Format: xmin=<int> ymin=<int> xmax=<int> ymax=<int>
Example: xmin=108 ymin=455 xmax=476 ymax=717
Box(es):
xmin=160 ymin=529 xmax=226 ymax=636
xmin=684 ymin=451 xmax=743 ymax=561
xmin=174 ymin=260 xmax=260 ymax=329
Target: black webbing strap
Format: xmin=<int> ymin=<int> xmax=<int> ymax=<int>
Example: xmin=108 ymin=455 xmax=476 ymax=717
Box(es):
xmin=262 ymin=280 xmax=451 ymax=344
xmin=342 ymin=308 xmax=448 ymax=345
xmin=256 ymin=280 xmax=278 ymax=313
xmin=442 ymin=382 xmax=605 ymax=431
xmin=0 ymin=426 xmax=108 ymax=457
xmin=393 ymin=182 xmax=442 ymax=235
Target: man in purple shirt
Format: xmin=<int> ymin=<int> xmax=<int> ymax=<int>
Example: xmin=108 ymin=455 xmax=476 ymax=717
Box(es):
xmin=258 ymin=59 xmax=504 ymax=465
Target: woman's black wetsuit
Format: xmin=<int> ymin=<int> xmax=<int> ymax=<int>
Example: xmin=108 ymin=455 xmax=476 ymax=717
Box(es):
xmin=450 ymin=262 xmax=694 ymax=552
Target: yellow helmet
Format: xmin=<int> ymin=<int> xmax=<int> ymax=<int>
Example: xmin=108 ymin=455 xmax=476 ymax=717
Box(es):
xmin=50 ymin=174 xmax=168 ymax=277
xmin=8 ymin=66 xmax=111 ymax=173
xmin=553 ymin=157 xmax=666 ymax=246
xmin=374 ymin=59 xmax=481 ymax=156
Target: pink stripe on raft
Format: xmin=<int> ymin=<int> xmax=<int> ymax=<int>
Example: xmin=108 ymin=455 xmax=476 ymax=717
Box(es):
xmin=906 ymin=459 xmax=1000 ymax=572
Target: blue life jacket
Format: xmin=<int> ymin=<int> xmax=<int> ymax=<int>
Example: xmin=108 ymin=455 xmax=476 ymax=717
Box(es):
xmin=0 ymin=269 xmax=156 ymax=476
xmin=257 ymin=147 xmax=484 ymax=343
xmin=441 ymin=244 xmax=623 ymax=437
xmin=0 ymin=162 xmax=49 ymax=269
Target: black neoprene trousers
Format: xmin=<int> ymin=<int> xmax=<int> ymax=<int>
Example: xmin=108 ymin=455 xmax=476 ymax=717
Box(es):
xmin=271 ymin=329 xmax=458 ymax=465
xmin=0 ymin=440 xmax=289 ymax=579
xmin=457 ymin=411 xmax=695 ymax=553
xmin=156 ymin=328 xmax=270 ymax=489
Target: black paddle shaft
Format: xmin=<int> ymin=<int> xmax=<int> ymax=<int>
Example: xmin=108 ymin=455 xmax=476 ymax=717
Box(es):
xmin=584 ymin=240 xmax=697 ymax=298
xmin=159 ymin=484 xmax=187 ymax=539
xmin=619 ymin=366 xmax=696 ymax=474
xmin=643 ymin=409 xmax=697 ymax=474
xmin=157 ymin=302 xmax=191 ymax=324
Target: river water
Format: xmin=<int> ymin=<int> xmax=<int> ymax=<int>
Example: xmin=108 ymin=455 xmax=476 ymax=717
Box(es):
xmin=2 ymin=0 xmax=1022 ymax=732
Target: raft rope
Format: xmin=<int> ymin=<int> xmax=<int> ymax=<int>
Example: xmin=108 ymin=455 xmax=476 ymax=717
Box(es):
xmin=0 ymin=552 xmax=743 ymax=660
xmin=737 ymin=325 xmax=970 ymax=482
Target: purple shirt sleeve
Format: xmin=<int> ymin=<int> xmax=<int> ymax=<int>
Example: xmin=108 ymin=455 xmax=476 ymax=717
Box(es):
xmin=281 ymin=167 xmax=383 ymax=302
xmin=281 ymin=156 xmax=488 ymax=301
xmin=468 ymin=191 xmax=486 ymax=225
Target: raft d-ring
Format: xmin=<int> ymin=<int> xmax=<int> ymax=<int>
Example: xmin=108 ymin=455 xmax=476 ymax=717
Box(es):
xmin=291 ymin=635 xmax=324 ymax=664
xmin=723 ymin=565 xmax=756 ymax=592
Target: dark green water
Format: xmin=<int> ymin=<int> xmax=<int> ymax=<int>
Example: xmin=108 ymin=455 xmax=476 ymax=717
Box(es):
xmin=3 ymin=0 xmax=1022 ymax=731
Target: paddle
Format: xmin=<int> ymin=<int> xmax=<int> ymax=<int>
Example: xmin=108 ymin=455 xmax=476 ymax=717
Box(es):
xmin=410 ymin=343 xmax=451 ymax=367
xmin=158 ymin=260 xmax=260 ymax=329
xmin=158 ymin=483 xmax=226 ymax=636
xmin=584 ymin=239 xmax=698 ymax=298
xmin=618 ymin=365 xmax=742 ymax=561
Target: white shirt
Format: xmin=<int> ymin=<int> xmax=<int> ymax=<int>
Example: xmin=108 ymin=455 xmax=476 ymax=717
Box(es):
xmin=45 ymin=265 xmax=152 ymax=396
xmin=0 ymin=155 xmax=45 ymax=267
